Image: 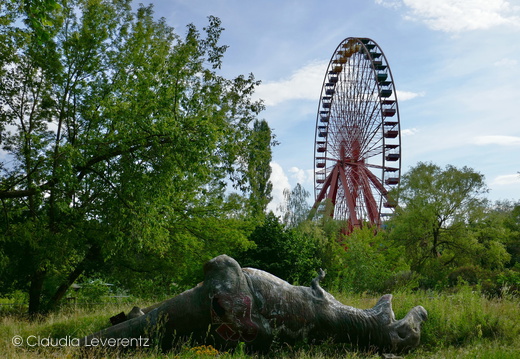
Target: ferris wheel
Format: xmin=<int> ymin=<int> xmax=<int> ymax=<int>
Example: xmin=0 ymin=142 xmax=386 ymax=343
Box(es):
xmin=312 ymin=37 xmax=401 ymax=232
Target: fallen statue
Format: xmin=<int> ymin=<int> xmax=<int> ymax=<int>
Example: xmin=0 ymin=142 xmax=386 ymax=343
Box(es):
xmin=82 ymin=255 xmax=427 ymax=353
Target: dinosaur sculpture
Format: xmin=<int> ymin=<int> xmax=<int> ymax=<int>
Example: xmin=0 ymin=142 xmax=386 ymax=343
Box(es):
xmin=82 ymin=255 xmax=427 ymax=353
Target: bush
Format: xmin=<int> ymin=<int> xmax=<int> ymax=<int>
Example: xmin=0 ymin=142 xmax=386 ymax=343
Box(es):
xmin=336 ymin=227 xmax=410 ymax=294
xmin=383 ymin=270 xmax=420 ymax=293
xmin=0 ymin=290 xmax=27 ymax=314
xmin=416 ymin=260 xmax=451 ymax=290
xmin=236 ymin=213 xmax=322 ymax=285
xmin=481 ymin=265 xmax=520 ymax=297
xmin=447 ymin=266 xmax=487 ymax=287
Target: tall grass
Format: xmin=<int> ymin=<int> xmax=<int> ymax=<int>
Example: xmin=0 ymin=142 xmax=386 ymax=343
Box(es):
xmin=1 ymin=304 xmax=116 ymax=358
xmin=391 ymin=287 xmax=520 ymax=350
xmin=1 ymin=288 xmax=519 ymax=358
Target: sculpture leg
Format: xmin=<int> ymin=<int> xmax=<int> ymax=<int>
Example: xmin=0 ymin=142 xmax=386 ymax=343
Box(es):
xmin=82 ymin=284 xmax=212 ymax=350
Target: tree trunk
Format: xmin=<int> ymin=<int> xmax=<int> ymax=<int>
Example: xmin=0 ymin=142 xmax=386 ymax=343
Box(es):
xmin=28 ymin=268 xmax=46 ymax=316
xmin=46 ymin=245 xmax=101 ymax=311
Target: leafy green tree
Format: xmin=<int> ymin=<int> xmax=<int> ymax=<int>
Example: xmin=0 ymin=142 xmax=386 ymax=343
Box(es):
xmin=278 ymin=183 xmax=311 ymax=228
xmin=0 ymin=0 xmax=268 ymax=313
xmin=237 ymin=212 xmax=321 ymax=284
xmin=246 ymin=119 xmax=273 ymax=218
xmin=468 ymin=201 xmax=512 ymax=271
xmin=339 ymin=226 xmax=410 ymax=293
xmin=22 ymin=0 xmax=63 ymax=43
xmin=291 ymin=218 xmax=346 ymax=289
xmin=387 ymin=162 xmax=509 ymax=287
xmin=504 ymin=202 xmax=520 ymax=267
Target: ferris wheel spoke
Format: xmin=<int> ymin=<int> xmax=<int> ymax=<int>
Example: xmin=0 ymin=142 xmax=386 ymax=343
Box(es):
xmin=364 ymin=162 xmax=385 ymax=170
xmin=362 ymin=144 xmax=384 ymax=160
xmin=314 ymin=162 xmax=348 ymax=215
xmin=358 ymin=106 xmax=381 ymax=152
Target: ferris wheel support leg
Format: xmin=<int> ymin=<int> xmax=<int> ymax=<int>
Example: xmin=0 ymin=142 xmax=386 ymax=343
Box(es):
xmin=310 ymin=164 xmax=339 ymax=219
xmin=360 ymin=168 xmax=381 ymax=227
xmin=326 ymin=165 xmax=340 ymax=206
xmin=338 ymin=166 xmax=360 ymax=229
xmin=365 ymin=167 xmax=388 ymax=196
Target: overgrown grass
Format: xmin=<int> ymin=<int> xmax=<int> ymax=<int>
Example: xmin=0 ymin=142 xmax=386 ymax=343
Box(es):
xmin=1 ymin=288 xmax=519 ymax=358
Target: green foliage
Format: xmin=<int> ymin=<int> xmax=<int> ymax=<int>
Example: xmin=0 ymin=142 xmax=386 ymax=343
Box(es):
xmin=410 ymin=286 xmax=518 ymax=349
xmin=489 ymin=264 xmax=520 ymax=296
xmin=278 ymin=183 xmax=311 ymax=229
xmin=246 ymin=119 xmax=274 ymax=219
xmin=496 ymin=264 xmax=520 ymax=287
xmin=0 ymin=0 xmax=270 ymax=313
xmin=387 ymin=162 xmax=512 ymax=289
xmin=22 ymin=0 xmax=64 ymax=43
xmin=74 ymin=279 xmax=112 ymax=303
xmin=502 ymin=202 xmax=520 ymax=267
xmin=294 ymin=219 xmax=345 ymax=286
xmin=447 ymin=265 xmax=487 ymax=287
xmin=237 ymin=213 xmax=322 ymax=285
xmin=109 ymin=213 xmax=257 ymax=298
xmin=334 ymin=227 xmax=410 ymax=293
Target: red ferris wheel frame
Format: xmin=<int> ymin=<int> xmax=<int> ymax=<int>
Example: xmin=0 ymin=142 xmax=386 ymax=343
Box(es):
xmin=312 ymin=37 xmax=401 ymax=233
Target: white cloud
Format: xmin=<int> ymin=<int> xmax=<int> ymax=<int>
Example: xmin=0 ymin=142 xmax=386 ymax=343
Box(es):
xmin=377 ymin=0 xmax=520 ymax=32
xmin=491 ymin=174 xmax=520 ymax=186
xmin=256 ymin=61 xmax=425 ymax=107
xmin=473 ymin=135 xmax=520 ymax=146
xmin=254 ymin=60 xmax=327 ymax=106
xmin=289 ymin=166 xmax=314 ymax=185
xmin=267 ymin=161 xmax=291 ymax=213
xmin=397 ymin=90 xmax=425 ymax=101
xmin=494 ymin=58 xmax=518 ymax=67
xmin=375 ymin=0 xmax=402 ymax=9
xmin=401 ymin=128 xmax=419 ymax=136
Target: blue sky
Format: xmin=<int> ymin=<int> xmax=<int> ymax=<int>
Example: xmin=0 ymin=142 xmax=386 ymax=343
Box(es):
xmin=141 ymin=0 xmax=520 ymax=211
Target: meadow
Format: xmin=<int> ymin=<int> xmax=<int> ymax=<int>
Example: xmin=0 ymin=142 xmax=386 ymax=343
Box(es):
xmin=2 ymin=286 xmax=519 ymax=358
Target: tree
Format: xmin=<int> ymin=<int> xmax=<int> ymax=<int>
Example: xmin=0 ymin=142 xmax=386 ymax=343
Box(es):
xmin=468 ymin=201 xmax=513 ymax=270
xmin=507 ymin=203 xmax=520 ymax=266
xmin=387 ymin=163 xmax=498 ymax=284
xmin=278 ymin=183 xmax=311 ymax=228
xmin=0 ymin=0 xmax=269 ymax=313
xmin=339 ymin=226 xmax=410 ymax=293
xmin=237 ymin=212 xmax=321 ymax=284
xmin=21 ymin=0 xmax=63 ymax=43
xmin=494 ymin=201 xmax=520 ymax=268
xmin=246 ymin=119 xmax=274 ymax=218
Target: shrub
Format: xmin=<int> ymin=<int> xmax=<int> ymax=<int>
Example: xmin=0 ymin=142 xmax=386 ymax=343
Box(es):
xmin=236 ymin=213 xmax=322 ymax=285
xmin=337 ymin=227 xmax=409 ymax=294
xmin=447 ymin=266 xmax=486 ymax=287
xmin=481 ymin=265 xmax=520 ymax=298
xmin=382 ymin=270 xmax=420 ymax=293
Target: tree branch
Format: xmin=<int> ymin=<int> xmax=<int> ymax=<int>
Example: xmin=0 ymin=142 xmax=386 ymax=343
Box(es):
xmin=0 ymin=134 xmax=174 ymax=200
